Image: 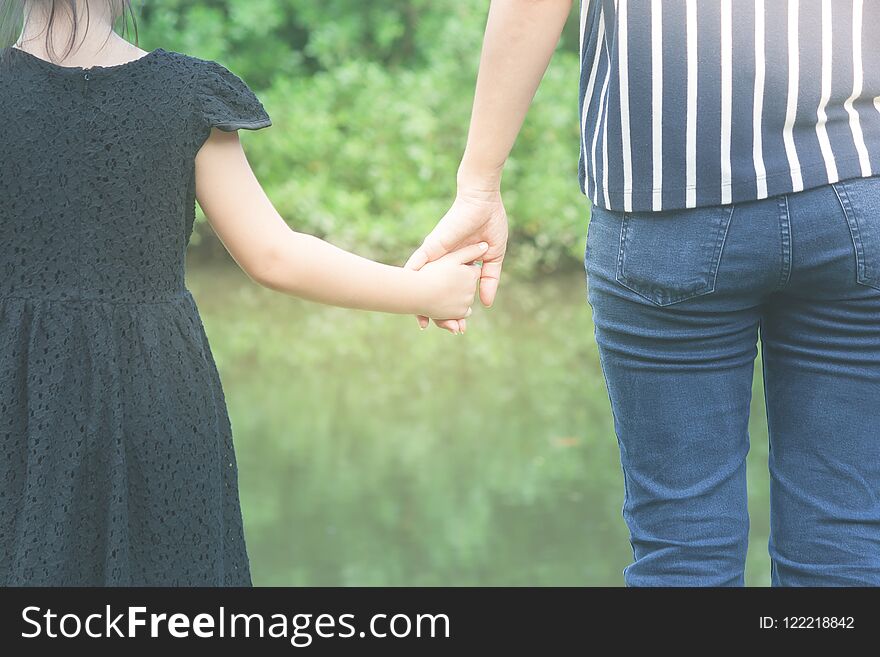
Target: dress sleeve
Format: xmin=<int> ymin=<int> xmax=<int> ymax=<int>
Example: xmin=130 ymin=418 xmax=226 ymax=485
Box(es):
xmin=196 ymin=60 xmax=272 ymax=133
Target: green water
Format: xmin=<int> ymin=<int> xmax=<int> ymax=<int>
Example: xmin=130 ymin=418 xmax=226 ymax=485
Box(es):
xmin=187 ymin=262 xmax=773 ymax=586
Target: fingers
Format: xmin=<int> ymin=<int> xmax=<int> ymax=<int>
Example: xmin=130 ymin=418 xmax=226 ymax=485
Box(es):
xmin=450 ymin=241 xmax=489 ymax=265
xmin=434 ymin=318 xmax=461 ymax=334
xmin=404 ymin=248 xmax=430 ymax=271
xmin=416 ymin=233 xmax=456 ymax=268
xmin=409 ymin=237 xmax=452 ymax=330
xmin=408 ymin=240 xmax=438 ymax=329
xmin=439 ymin=311 xmax=470 ymax=334
xmin=420 ymin=313 xmax=470 ymax=333
xmin=479 ymin=258 xmax=503 ymax=307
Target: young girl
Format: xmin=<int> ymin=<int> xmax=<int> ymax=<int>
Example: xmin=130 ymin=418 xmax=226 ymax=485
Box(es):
xmin=0 ymin=0 xmax=485 ymax=586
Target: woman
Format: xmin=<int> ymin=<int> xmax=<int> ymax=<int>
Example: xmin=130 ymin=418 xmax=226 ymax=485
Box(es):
xmin=408 ymin=0 xmax=880 ymax=586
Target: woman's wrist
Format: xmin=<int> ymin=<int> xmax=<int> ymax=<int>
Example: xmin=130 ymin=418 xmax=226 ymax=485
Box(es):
xmin=456 ymin=157 xmax=504 ymax=194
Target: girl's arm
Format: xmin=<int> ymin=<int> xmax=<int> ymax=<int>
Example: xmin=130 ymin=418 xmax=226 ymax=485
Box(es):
xmin=194 ymin=129 xmax=486 ymax=322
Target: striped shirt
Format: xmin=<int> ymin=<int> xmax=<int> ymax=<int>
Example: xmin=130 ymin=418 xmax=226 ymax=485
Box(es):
xmin=577 ymin=0 xmax=880 ymax=212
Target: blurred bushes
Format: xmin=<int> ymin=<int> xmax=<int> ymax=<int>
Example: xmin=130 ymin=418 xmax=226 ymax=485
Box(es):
xmin=138 ymin=0 xmax=588 ymax=274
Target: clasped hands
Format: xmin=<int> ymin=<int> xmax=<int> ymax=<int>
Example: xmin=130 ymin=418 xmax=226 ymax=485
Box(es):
xmin=405 ymin=186 xmax=509 ymax=335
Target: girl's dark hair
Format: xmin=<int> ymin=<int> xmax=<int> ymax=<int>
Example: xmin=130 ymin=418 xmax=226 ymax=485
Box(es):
xmin=0 ymin=1 xmax=138 ymax=62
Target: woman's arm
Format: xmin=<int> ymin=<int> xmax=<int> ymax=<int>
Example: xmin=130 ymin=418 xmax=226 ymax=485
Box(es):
xmin=407 ymin=0 xmax=574 ymax=331
xmin=195 ymin=129 xmax=486 ymax=322
xmin=457 ymin=0 xmax=574 ymax=191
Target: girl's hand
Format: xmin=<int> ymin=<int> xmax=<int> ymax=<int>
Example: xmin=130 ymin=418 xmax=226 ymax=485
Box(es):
xmin=415 ymin=242 xmax=489 ymax=326
xmin=405 ymin=187 xmax=509 ymax=334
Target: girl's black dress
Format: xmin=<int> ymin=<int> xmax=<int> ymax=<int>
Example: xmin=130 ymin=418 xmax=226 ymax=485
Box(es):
xmin=0 ymin=46 xmax=272 ymax=585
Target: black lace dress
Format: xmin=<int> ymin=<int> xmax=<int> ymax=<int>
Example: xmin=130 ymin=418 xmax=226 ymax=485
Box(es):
xmin=0 ymin=46 xmax=271 ymax=585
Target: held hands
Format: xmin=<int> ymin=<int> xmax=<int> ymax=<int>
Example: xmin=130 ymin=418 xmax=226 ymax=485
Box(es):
xmin=414 ymin=242 xmax=489 ymax=324
xmin=406 ymin=186 xmax=509 ymax=334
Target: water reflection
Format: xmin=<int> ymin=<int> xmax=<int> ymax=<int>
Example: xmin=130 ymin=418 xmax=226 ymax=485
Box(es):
xmin=188 ymin=263 xmax=771 ymax=586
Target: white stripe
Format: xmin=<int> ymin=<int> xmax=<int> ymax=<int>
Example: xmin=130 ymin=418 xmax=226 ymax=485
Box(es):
xmin=685 ymin=0 xmax=698 ymax=208
xmin=619 ymin=0 xmax=632 ymax=211
xmin=590 ymin=11 xmax=611 ymax=204
xmin=651 ymin=0 xmax=663 ymax=211
xmin=753 ymin=0 xmax=768 ymax=198
xmin=844 ymin=0 xmax=872 ymax=176
xmin=578 ymin=0 xmax=589 ymax=62
xmin=816 ymin=0 xmax=839 ymax=183
xmin=581 ymin=4 xmax=605 ymax=200
xmin=603 ymin=0 xmax=617 ymax=210
xmin=783 ymin=0 xmax=803 ymax=192
xmin=602 ymin=88 xmax=611 ymax=209
xmin=720 ymin=0 xmax=733 ymax=204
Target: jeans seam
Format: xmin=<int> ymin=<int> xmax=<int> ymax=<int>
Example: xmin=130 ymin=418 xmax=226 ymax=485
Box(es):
xmin=591 ymin=319 xmax=635 ymax=567
xmin=831 ymin=180 xmax=873 ymax=288
xmin=775 ymin=195 xmax=793 ymax=290
xmin=759 ymin=317 xmax=777 ymax=581
xmin=710 ymin=205 xmax=736 ymax=291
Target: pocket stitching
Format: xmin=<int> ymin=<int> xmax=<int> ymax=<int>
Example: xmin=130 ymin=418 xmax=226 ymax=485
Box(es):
xmin=615 ymin=205 xmax=735 ymax=306
xmin=832 ymin=179 xmax=880 ymax=291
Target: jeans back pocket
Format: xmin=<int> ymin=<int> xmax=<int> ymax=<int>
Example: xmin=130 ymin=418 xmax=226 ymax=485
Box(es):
xmin=832 ymin=175 xmax=880 ymax=291
xmin=616 ymin=205 xmax=734 ymax=306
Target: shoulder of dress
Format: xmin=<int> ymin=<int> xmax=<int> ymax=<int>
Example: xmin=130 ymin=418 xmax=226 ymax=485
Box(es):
xmin=160 ymin=50 xmax=223 ymax=75
xmin=146 ymin=50 xmax=192 ymax=79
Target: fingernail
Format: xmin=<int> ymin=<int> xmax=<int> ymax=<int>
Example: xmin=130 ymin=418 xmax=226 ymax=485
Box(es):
xmin=479 ymin=242 xmax=488 ymax=251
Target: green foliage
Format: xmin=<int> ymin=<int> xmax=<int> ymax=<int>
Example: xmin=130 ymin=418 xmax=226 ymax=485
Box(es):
xmin=136 ymin=0 xmax=588 ymax=273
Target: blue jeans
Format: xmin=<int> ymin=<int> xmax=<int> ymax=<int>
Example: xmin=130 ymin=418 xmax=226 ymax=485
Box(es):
xmin=585 ymin=176 xmax=880 ymax=586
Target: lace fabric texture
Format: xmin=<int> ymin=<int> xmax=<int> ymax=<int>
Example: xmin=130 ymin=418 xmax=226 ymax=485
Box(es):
xmin=0 ymin=46 xmax=271 ymax=585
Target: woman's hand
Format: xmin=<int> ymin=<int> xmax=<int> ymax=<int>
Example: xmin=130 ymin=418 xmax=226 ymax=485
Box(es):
xmin=405 ymin=185 xmax=509 ymax=333
xmin=403 ymin=0 xmax=571 ymax=333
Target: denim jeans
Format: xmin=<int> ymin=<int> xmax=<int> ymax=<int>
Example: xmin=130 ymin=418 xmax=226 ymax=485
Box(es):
xmin=585 ymin=176 xmax=880 ymax=586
